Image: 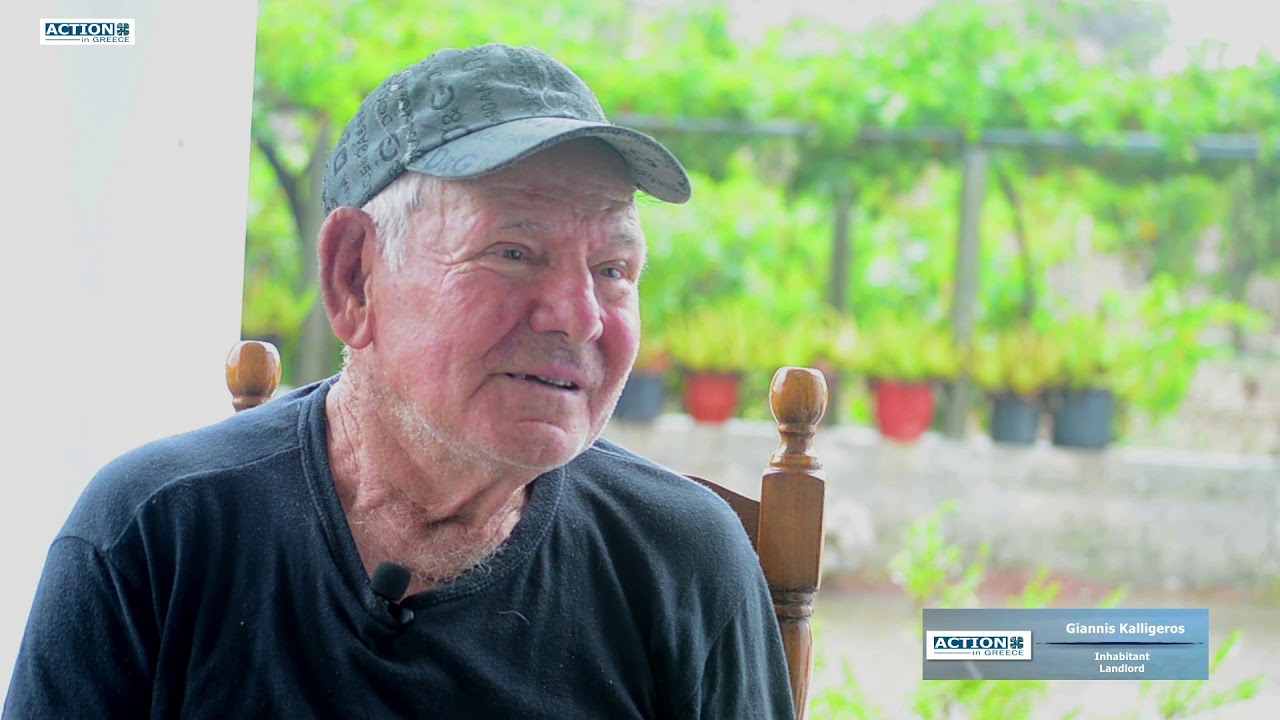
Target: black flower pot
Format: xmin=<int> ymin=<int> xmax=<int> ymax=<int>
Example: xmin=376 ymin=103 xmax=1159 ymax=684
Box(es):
xmin=990 ymin=393 xmax=1040 ymax=446
xmin=1051 ymin=388 xmax=1115 ymax=450
xmin=612 ymin=371 xmax=667 ymax=422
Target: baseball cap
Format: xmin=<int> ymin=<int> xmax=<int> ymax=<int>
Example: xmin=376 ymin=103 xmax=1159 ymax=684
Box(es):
xmin=322 ymin=44 xmax=692 ymax=212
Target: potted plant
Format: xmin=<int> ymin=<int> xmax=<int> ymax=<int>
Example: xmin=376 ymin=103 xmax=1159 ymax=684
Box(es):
xmin=851 ymin=315 xmax=961 ymax=442
xmin=665 ymin=300 xmax=760 ymax=424
xmin=968 ymin=324 xmax=1065 ymax=445
xmin=613 ymin=331 xmax=673 ymax=422
xmin=1043 ymin=314 xmax=1137 ymax=450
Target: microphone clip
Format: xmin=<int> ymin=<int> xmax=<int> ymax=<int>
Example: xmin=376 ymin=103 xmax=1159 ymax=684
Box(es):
xmin=371 ymin=561 xmax=415 ymax=625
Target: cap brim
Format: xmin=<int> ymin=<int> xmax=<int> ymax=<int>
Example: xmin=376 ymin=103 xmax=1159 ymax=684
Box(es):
xmin=405 ymin=117 xmax=691 ymax=204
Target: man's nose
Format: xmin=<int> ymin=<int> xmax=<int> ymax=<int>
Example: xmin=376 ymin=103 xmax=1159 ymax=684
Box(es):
xmin=528 ymin=265 xmax=605 ymax=345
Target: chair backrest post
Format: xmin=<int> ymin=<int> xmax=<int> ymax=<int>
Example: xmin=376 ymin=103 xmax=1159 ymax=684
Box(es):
xmin=226 ymin=341 xmax=281 ymax=412
xmin=758 ymin=367 xmax=828 ymax=720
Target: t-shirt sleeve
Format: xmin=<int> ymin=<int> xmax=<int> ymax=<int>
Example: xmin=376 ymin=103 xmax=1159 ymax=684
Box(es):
xmin=677 ymin=576 xmax=796 ymax=720
xmin=5 ymin=536 xmax=154 ymax=719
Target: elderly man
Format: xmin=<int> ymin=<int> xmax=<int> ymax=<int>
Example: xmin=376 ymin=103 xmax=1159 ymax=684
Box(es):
xmin=6 ymin=44 xmax=793 ymax=718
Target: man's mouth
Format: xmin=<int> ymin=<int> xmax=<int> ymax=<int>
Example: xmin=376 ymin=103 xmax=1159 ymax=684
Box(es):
xmin=505 ymin=373 xmax=580 ymax=390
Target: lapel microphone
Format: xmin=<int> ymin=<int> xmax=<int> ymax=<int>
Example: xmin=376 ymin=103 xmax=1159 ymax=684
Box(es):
xmin=372 ymin=561 xmax=415 ymax=625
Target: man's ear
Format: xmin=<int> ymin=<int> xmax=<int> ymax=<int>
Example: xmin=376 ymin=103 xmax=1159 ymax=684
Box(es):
xmin=317 ymin=207 xmax=378 ymax=350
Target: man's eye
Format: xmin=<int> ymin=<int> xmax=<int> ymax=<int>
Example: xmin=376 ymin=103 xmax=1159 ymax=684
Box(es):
xmin=601 ymin=266 xmax=624 ymax=280
xmin=500 ymin=248 xmax=526 ymax=261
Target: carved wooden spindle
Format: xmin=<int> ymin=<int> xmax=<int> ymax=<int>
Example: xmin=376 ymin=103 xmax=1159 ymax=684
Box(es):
xmin=225 ymin=340 xmax=281 ymax=412
xmin=759 ymin=367 xmax=827 ymax=720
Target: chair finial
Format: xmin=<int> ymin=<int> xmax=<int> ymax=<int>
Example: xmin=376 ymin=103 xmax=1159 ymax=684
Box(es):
xmin=226 ymin=340 xmax=281 ymax=412
xmin=768 ymin=367 xmax=827 ymax=474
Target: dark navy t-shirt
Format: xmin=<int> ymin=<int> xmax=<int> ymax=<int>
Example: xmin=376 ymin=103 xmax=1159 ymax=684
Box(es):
xmin=5 ymin=378 xmax=793 ymax=719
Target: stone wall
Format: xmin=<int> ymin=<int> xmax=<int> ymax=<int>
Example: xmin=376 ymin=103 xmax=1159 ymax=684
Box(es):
xmin=602 ymin=417 xmax=1280 ymax=590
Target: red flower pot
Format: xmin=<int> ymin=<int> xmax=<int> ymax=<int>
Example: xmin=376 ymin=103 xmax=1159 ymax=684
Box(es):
xmin=684 ymin=372 xmax=741 ymax=424
xmin=873 ymin=379 xmax=934 ymax=442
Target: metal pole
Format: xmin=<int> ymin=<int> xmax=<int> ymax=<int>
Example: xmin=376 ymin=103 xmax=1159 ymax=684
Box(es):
xmin=826 ymin=186 xmax=855 ymax=425
xmin=944 ymin=144 xmax=989 ymax=438
xmin=829 ymin=187 xmax=853 ymax=312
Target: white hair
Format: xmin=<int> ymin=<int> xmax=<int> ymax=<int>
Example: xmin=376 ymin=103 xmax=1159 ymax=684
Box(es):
xmin=361 ymin=171 xmax=436 ymax=272
xmin=342 ymin=172 xmax=437 ymax=369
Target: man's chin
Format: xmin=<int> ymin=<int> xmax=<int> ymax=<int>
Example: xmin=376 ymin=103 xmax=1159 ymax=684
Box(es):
xmin=491 ymin=419 xmax=595 ymax=470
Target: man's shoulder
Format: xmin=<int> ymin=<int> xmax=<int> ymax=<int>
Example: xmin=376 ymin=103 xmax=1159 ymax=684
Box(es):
xmin=563 ymin=438 xmax=776 ymax=681
xmin=572 ymin=437 xmax=723 ymax=508
xmin=566 ymin=437 xmax=757 ymax=563
xmin=64 ymin=381 xmax=324 ymax=547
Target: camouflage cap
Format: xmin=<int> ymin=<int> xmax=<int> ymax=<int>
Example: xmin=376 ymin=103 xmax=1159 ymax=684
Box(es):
xmin=322 ymin=44 xmax=692 ymax=212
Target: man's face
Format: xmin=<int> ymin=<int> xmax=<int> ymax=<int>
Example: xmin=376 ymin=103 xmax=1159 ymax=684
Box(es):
xmin=364 ymin=139 xmax=645 ymax=472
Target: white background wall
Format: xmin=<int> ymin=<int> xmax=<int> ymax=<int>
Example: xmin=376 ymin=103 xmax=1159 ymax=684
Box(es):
xmin=3 ymin=0 xmax=259 ymax=703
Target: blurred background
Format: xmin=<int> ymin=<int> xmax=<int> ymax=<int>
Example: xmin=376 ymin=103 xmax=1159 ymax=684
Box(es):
xmin=248 ymin=0 xmax=1278 ymax=451
xmin=256 ymin=0 xmax=1280 ymax=716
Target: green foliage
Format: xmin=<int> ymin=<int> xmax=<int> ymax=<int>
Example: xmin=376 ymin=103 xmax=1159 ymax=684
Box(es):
xmin=663 ymin=298 xmax=767 ymax=374
xmin=241 ymin=274 xmax=316 ymax=341
xmin=1113 ymin=276 xmax=1265 ymax=417
xmin=637 ymin=162 xmax=832 ymax=333
xmin=1092 ymin=174 xmax=1229 ymax=279
xmin=778 ymin=310 xmax=859 ymax=371
xmin=1137 ymin=630 xmax=1263 ymax=719
xmin=912 ymin=678 xmax=1048 ymax=720
xmin=851 ymin=315 xmax=962 ymax=383
xmin=851 ymin=210 xmax=955 ymax=323
xmin=889 ymin=500 xmax=986 ymax=609
xmin=1222 ymin=164 xmax=1280 ymax=294
xmin=1028 ymin=277 xmax=1263 ymax=422
xmin=968 ymin=324 xmax=1066 ymax=397
xmin=810 ymin=661 xmax=885 ymax=720
xmin=1042 ymin=312 xmax=1141 ymax=392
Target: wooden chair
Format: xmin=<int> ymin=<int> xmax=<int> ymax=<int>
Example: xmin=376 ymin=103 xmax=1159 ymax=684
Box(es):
xmin=225 ymin=341 xmax=827 ymax=719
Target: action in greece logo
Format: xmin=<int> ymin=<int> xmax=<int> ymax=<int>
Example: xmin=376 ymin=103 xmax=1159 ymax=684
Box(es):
xmin=40 ymin=19 xmax=135 ymax=45
xmin=925 ymin=630 xmax=1033 ymax=661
